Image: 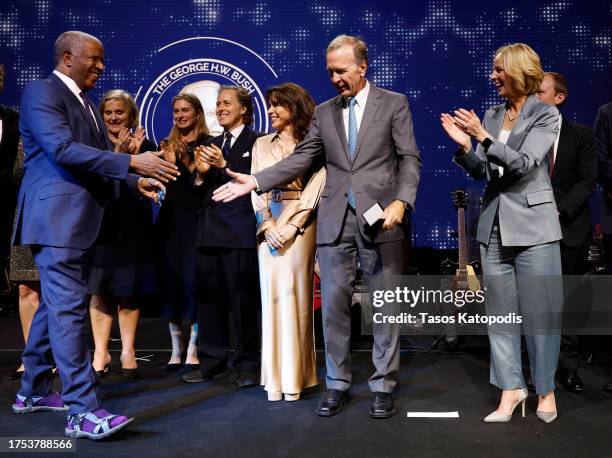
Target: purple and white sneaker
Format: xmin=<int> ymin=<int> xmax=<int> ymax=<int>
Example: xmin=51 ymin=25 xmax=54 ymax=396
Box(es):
xmin=12 ymin=393 xmax=68 ymax=414
xmin=65 ymin=408 xmax=134 ymax=440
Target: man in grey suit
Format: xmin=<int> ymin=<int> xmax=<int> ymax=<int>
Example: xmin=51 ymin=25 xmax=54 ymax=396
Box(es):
xmin=213 ymin=34 xmax=421 ymax=418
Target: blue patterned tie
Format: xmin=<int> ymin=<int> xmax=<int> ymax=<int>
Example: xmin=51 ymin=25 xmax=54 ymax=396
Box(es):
xmin=222 ymin=131 xmax=232 ymax=158
xmin=347 ymin=97 xmax=358 ymax=208
xmin=79 ymin=91 xmax=99 ymax=132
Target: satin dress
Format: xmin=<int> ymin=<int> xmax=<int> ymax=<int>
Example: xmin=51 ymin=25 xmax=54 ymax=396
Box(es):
xmin=251 ymin=131 xmax=326 ymax=401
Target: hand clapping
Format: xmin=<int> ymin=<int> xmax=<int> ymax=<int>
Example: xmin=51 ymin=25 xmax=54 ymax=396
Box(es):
xmin=196 ymin=144 xmax=227 ymax=169
xmin=440 ymin=108 xmax=488 ymax=154
xmin=194 ymin=146 xmax=212 ymax=176
xmin=114 ymin=126 xmax=146 ymax=155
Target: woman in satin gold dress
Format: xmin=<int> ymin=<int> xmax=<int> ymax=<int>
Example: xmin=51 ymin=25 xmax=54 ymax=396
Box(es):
xmin=251 ymin=83 xmax=326 ymax=401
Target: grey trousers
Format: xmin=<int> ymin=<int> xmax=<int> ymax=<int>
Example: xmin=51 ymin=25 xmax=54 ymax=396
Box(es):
xmin=481 ymin=224 xmax=563 ymax=395
xmin=318 ymin=207 xmax=403 ymax=393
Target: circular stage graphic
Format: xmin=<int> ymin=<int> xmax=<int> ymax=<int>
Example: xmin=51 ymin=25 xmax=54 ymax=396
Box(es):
xmin=137 ymin=37 xmax=279 ymax=145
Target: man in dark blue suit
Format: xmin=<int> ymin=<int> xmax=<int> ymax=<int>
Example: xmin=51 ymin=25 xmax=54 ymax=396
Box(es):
xmin=12 ymin=31 xmax=177 ymax=440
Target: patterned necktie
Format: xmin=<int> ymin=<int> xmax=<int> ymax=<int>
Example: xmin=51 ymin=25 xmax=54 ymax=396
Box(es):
xmin=222 ymin=131 xmax=232 ymax=158
xmin=79 ymin=91 xmax=99 ymax=132
xmin=347 ymin=97 xmax=358 ymax=209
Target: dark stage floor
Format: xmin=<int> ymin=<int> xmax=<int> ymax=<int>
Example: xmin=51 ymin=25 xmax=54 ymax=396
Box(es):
xmin=1 ymin=316 xmax=612 ymax=457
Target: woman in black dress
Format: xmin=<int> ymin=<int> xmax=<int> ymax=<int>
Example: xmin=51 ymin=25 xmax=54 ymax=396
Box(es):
xmin=156 ymin=93 xmax=212 ymax=370
xmin=8 ymin=139 xmax=42 ymax=380
xmin=88 ymin=90 xmax=157 ymax=378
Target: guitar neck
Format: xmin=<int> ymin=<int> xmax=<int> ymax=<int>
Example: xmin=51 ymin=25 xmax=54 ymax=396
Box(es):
xmin=458 ymin=207 xmax=467 ymax=272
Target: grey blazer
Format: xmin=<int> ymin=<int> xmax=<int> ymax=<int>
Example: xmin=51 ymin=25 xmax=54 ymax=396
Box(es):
xmin=255 ymin=83 xmax=421 ymax=245
xmin=454 ymin=94 xmax=562 ymax=246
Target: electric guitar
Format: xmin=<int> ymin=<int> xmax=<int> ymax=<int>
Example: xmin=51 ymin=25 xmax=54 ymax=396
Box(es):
xmin=451 ymin=189 xmax=481 ymax=292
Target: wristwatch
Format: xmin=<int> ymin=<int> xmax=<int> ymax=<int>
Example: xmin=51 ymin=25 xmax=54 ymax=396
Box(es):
xmin=400 ymin=200 xmax=412 ymax=211
xmin=479 ymin=137 xmax=493 ymax=150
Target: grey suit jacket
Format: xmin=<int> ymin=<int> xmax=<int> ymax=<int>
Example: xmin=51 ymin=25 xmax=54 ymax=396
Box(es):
xmin=454 ymin=94 xmax=562 ymax=246
xmin=255 ymin=83 xmax=421 ymax=245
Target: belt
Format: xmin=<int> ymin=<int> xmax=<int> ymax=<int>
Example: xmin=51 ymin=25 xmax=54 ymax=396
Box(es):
xmin=268 ymin=189 xmax=302 ymax=202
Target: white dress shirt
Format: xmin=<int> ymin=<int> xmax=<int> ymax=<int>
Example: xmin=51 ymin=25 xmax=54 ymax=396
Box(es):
xmin=497 ymin=129 xmax=511 ymax=177
xmin=552 ymin=113 xmax=563 ymax=163
xmin=195 ymin=123 xmax=246 ymax=186
xmin=52 ymin=70 xmax=99 ymax=131
xmin=343 ymin=80 xmax=370 ymax=140
xmin=222 ymin=123 xmax=246 ymax=150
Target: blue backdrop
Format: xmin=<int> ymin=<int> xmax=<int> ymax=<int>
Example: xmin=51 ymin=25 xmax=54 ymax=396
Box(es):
xmin=1 ymin=0 xmax=611 ymax=249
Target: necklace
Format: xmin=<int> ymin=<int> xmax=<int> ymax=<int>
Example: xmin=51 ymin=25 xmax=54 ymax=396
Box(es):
xmin=506 ymin=109 xmax=519 ymax=122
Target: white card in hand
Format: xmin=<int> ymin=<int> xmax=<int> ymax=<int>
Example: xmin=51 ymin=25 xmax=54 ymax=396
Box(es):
xmin=363 ymin=202 xmax=385 ymax=226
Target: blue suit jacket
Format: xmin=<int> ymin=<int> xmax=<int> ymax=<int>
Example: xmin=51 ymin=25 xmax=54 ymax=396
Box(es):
xmin=14 ymin=72 xmax=138 ymax=250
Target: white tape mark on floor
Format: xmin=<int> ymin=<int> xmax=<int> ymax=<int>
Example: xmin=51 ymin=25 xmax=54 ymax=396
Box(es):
xmin=407 ymin=412 xmax=459 ymax=418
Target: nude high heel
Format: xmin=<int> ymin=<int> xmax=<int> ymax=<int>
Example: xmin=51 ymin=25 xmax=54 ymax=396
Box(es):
xmin=483 ymin=388 xmax=528 ymax=423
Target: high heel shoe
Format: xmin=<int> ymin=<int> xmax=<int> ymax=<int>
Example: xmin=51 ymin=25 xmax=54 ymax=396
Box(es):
xmin=120 ymin=353 xmax=139 ymax=379
xmin=536 ymin=410 xmax=557 ymax=423
xmin=95 ymin=363 xmax=110 ymax=379
xmin=483 ymin=388 xmax=528 ymax=423
xmin=121 ymin=368 xmax=139 ymax=379
xmin=166 ymin=343 xmax=186 ymax=372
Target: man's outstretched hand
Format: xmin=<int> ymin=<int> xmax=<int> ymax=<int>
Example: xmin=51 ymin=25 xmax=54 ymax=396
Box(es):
xmin=212 ymin=169 xmax=257 ymax=202
xmin=130 ymin=151 xmax=180 ymax=183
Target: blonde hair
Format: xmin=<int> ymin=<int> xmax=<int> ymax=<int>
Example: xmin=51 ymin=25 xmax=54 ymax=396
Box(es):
xmin=494 ymin=43 xmax=544 ymax=96
xmin=166 ymin=93 xmax=209 ymax=166
xmin=99 ymin=89 xmax=139 ymax=129
xmin=326 ymin=34 xmax=368 ymax=65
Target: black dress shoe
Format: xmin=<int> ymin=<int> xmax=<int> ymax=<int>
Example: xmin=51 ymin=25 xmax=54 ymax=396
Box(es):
xmin=182 ymin=367 xmax=230 ymax=383
xmin=557 ymin=370 xmax=584 ymax=393
xmin=166 ymin=362 xmax=183 ymax=372
xmin=444 ymin=336 xmax=465 ymax=352
xmin=315 ymin=389 xmax=348 ymax=417
xmin=370 ymin=392 xmax=395 ymax=419
xmin=182 ymin=371 xmax=206 ymax=383
xmin=237 ymin=372 xmax=259 ymax=388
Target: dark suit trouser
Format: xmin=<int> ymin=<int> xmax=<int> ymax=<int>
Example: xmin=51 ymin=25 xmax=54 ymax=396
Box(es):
xmin=558 ymin=242 xmax=590 ymax=372
xmin=19 ymin=246 xmax=100 ymax=414
xmin=317 ymin=207 xmax=402 ymax=393
xmin=196 ymin=247 xmax=260 ymax=374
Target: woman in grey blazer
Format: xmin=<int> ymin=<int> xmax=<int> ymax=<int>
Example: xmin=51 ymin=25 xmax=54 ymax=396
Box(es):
xmin=441 ymin=43 xmax=562 ymax=423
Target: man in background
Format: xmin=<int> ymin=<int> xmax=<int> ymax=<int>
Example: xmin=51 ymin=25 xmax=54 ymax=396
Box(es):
xmin=536 ymin=71 xmax=597 ymax=392
xmin=594 ymin=101 xmax=612 ymax=391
